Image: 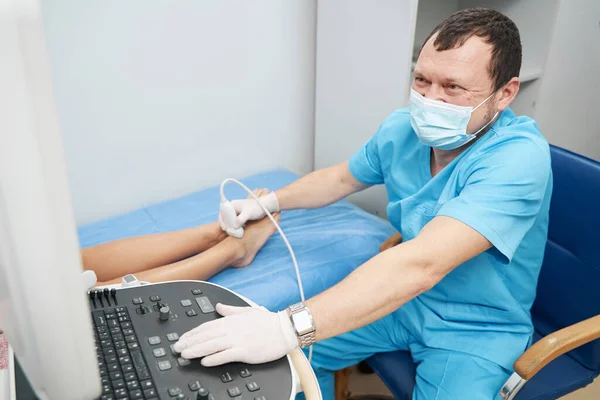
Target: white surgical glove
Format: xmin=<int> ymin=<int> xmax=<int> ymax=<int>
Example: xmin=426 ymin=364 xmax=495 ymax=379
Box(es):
xmin=219 ymin=192 xmax=280 ymax=230
xmin=173 ymin=303 xmax=298 ymax=366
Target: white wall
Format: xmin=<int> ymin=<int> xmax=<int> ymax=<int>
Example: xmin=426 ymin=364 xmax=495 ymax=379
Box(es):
xmin=457 ymin=0 xmax=559 ymax=119
xmin=41 ymin=1 xmax=317 ymax=224
xmin=534 ymin=0 xmax=600 ymax=161
xmin=414 ymin=0 xmax=459 ymax=57
xmin=314 ymin=0 xmax=419 ymax=218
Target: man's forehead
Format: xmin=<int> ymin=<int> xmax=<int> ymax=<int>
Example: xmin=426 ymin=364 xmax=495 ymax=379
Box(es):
xmin=417 ymin=33 xmax=493 ymax=85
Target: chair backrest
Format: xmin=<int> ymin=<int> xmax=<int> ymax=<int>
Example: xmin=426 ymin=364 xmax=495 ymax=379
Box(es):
xmin=531 ymin=145 xmax=600 ymax=372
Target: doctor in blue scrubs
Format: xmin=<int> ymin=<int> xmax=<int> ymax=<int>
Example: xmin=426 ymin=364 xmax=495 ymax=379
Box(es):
xmin=174 ymin=8 xmax=553 ymax=399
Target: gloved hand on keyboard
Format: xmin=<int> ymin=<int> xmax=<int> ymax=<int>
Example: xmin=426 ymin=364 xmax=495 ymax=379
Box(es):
xmin=173 ymin=303 xmax=297 ymax=366
xmin=219 ymin=192 xmax=280 ymax=230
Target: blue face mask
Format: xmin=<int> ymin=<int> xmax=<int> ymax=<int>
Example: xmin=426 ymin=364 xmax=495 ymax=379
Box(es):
xmin=409 ymin=88 xmax=499 ymax=150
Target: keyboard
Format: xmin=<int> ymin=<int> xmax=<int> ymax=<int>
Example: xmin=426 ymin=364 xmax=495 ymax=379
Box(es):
xmin=94 ymin=305 xmax=157 ymax=400
xmin=89 ymin=281 xmax=293 ymax=400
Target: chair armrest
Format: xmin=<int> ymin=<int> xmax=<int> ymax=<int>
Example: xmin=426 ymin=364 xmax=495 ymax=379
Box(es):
xmin=514 ymin=314 xmax=600 ymax=380
xmin=379 ymin=232 xmax=403 ymax=252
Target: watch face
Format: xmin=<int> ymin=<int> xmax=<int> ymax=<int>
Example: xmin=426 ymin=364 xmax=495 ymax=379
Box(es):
xmin=292 ymin=311 xmax=313 ymax=334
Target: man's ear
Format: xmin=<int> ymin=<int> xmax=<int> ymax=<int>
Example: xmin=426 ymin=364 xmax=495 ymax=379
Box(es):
xmin=496 ymin=77 xmax=520 ymax=111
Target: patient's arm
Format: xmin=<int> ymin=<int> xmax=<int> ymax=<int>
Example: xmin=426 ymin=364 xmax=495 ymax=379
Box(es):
xmin=304 ymin=216 xmax=492 ymax=341
xmin=275 ymin=162 xmax=369 ymax=210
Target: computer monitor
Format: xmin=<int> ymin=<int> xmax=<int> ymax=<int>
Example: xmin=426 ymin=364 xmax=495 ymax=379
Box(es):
xmin=0 ymin=1 xmax=101 ymax=399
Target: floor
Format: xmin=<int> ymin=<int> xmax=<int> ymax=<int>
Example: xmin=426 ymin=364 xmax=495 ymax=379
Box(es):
xmin=348 ymin=365 xmax=600 ymax=399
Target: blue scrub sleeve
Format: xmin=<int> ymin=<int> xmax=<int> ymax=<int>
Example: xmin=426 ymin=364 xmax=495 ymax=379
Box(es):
xmin=437 ymin=140 xmax=551 ymax=262
xmin=348 ymin=127 xmax=385 ymax=185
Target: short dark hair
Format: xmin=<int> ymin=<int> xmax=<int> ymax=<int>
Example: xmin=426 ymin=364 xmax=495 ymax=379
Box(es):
xmin=421 ymin=8 xmax=522 ymax=91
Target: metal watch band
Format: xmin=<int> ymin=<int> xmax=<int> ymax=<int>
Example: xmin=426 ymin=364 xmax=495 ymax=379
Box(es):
xmin=298 ymin=330 xmax=316 ymax=348
xmin=288 ymin=302 xmax=316 ymax=348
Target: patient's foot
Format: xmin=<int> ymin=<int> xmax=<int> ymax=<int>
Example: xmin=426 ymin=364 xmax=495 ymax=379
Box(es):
xmin=249 ymin=188 xmax=269 ymax=199
xmin=230 ymin=213 xmax=280 ymax=268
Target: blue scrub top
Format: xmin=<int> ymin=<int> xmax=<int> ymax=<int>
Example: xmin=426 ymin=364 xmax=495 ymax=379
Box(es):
xmin=348 ymin=108 xmax=553 ymax=369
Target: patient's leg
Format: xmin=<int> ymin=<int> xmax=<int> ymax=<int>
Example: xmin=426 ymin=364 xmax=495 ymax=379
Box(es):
xmin=95 ymin=213 xmax=280 ymax=285
xmin=83 ymin=189 xmax=270 ymax=282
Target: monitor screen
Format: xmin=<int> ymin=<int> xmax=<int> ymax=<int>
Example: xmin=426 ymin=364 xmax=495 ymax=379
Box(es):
xmin=0 ymin=1 xmax=101 ymax=399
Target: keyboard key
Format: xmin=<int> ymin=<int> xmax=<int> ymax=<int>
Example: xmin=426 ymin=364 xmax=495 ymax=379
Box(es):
xmin=108 ymin=320 xmax=119 ymax=328
xmin=110 ymin=327 xmax=122 ymax=335
xmin=119 ymin=356 xmax=131 ymax=365
xmin=115 ymin=306 xmax=126 ymax=312
xmin=99 ymin=367 xmax=108 ymax=376
xmin=158 ymin=360 xmax=172 ymax=371
xmin=130 ymin=349 xmax=150 ymax=379
xmin=103 ymin=348 xmax=116 ymax=357
xmin=105 ymin=313 xmax=117 ymax=320
xmin=140 ymin=380 xmax=153 ymax=389
xmin=114 ymin=388 xmax=127 ymax=398
xmin=195 ymin=296 xmax=215 ymax=313
xmin=97 ymin=326 xmax=109 ymax=334
xmin=148 ymin=336 xmax=161 ymax=345
xmin=124 ymin=372 xmax=137 ymax=381
xmin=153 ymin=348 xmax=166 ymax=358
xmin=247 ymin=382 xmax=260 ymax=392
xmin=118 ymin=316 xmax=130 ymax=322
xmin=177 ymin=357 xmax=191 ymax=366
xmin=180 ymin=299 xmax=192 ymax=307
xmin=129 ymin=389 xmax=143 ymax=399
xmin=126 ymin=380 xmax=139 ymax=390
xmin=254 ymin=397 xmax=267 ymax=400
xmin=221 ymin=372 xmax=233 ymax=383
xmin=121 ymin=322 xmax=132 ymax=328
xmin=125 ymin=335 xmax=137 ymax=343
xmin=117 ymin=348 xmax=128 ymax=357
xmin=115 ymin=341 xmax=127 ymax=349
xmin=93 ymin=311 xmax=107 ymax=327
xmin=99 ymin=332 xmax=111 ymax=340
xmin=144 ymin=388 xmax=158 ymax=398
xmin=107 ymin=362 xmax=119 ymax=372
xmin=166 ymin=332 xmax=179 ymax=342
xmin=112 ymin=334 xmax=124 ymax=342
xmin=112 ymin=379 xmax=125 ymax=389
xmin=188 ymin=381 xmax=201 ymax=391
xmin=106 ymin=355 xmax=117 ymax=364
xmin=101 ymin=376 xmax=110 ymax=385
xmin=100 ymin=340 xmax=113 ymax=348
xmin=168 ymin=387 xmax=182 ymax=396
xmin=239 ymin=368 xmax=252 ymax=378
xmin=109 ymin=371 xmax=123 ymax=381
xmin=122 ymin=364 xmax=134 ymax=373
xmin=102 ymin=384 xmax=112 ymax=394
xmin=150 ymin=295 xmax=161 ymax=302
xmin=127 ymin=342 xmax=140 ymax=350
xmin=169 ymin=344 xmax=179 ymax=355
xmin=132 ymin=297 xmax=144 ymax=305
xmin=122 ymin=328 xmax=134 ymax=335
xmin=228 ymin=387 xmax=242 ymax=397
xmin=100 ymin=395 xmax=115 ymax=400
xmin=192 ymin=288 xmax=203 ymax=295
xmin=186 ymin=309 xmax=198 ymax=317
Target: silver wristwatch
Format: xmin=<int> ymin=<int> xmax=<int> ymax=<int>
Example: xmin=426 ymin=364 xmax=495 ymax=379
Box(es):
xmin=288 ymin=302 xmax=316 ymax=348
